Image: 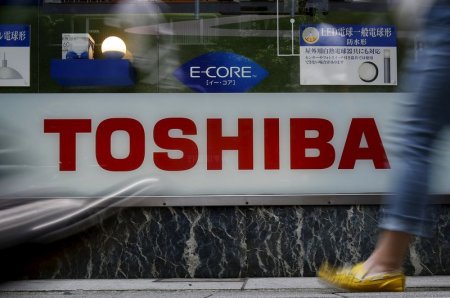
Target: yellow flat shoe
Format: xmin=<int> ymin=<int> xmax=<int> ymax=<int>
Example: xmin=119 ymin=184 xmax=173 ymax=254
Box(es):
xmin=318 ymin=262 xmax=405 ymax=292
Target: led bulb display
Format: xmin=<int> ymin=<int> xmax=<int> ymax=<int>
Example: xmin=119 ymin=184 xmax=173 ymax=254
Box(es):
xmin=101 ymin=36 xmax=126 ymax=59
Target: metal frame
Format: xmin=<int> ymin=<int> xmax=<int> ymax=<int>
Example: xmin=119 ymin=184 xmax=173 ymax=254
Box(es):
xmin=118 ymin=194 xmax=386 ymax=206
xmin=115 ymin=194 xmax=450 ymax=206
xmin=6 ymin=194 xmax=450 ymax=207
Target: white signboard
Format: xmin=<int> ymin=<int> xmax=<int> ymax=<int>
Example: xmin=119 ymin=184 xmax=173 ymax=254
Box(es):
xmin=1 ymin=93 xmax=450 ymax=200
xmin=300 ymin=24 xmax=397 ymax=86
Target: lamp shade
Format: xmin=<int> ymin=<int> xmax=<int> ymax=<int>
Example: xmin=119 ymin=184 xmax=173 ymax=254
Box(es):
xmin=101 ymin=36 xmax=126 ymax=59
xmin=0 ymin=53 xmax=23 ymax=80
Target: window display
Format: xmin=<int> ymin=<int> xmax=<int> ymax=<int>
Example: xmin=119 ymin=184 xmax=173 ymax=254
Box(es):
xmin=0 ymin=0 xmax=401 ymax=93
xmin=2 ymin=0 xmax=441 ymax=205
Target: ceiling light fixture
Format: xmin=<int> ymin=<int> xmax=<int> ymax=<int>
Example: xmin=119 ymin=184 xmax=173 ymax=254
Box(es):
xmin=0 ymin=53 xmax=23 ymax=80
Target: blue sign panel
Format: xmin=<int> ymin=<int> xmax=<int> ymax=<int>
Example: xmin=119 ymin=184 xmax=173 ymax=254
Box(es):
xmin=173 ymin=52 xmax=268 ymax=93
xmin=0 ymin=24 xmax=30 ymax=47
xmin=300 ymin=25 xmax=396 ymax=47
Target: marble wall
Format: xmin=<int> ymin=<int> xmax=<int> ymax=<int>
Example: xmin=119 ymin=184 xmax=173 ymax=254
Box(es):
xmin=0 ymin=205 xmax=449 ymax=280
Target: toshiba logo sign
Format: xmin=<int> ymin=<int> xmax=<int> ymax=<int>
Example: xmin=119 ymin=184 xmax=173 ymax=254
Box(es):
xmin=44 ymin=117 xmax=388 ymax=172
xmin=0 ymin=93 xmax=406 ymax=197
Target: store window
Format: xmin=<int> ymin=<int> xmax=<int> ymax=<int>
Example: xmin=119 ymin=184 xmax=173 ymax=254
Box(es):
xmin=0 ymin=0 xmax=405 ymax=93
xmin=2 ymin=0 xmax=435 ymax=202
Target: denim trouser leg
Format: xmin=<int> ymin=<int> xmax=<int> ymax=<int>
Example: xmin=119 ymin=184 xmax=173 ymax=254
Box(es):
xmin=379 ymin=4 xmax=450 ymax=237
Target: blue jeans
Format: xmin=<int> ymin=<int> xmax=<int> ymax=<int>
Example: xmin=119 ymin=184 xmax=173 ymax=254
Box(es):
xmin=379 ymin=1 xmax=450 ymax=237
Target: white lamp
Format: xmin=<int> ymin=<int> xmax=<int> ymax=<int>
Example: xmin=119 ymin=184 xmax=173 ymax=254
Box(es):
xmin=101 ymin=36 xmax=127 ymax=59
xmin=0 ymin=53 xmax=23 ymax=80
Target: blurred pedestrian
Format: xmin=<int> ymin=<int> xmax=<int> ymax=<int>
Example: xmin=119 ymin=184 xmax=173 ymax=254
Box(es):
xmin=318 ymin=0 xmax=450 ymax=292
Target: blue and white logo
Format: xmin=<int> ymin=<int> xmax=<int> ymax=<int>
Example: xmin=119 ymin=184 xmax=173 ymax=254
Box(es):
xmin=173 ymin=52 xmax=268 ymax=93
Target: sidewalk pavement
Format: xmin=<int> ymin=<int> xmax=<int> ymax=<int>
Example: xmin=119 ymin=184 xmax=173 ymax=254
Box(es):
xmin=0 ymin=277 xmax=450 ymax=297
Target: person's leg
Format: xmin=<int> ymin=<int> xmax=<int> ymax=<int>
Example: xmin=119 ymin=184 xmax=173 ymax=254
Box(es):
xmin=363 ymin=231 xmax=411 ymax=275
xmin=319 ymin=2 xmax=450 ymax=291
xmin=365 ymin=2 xmax=450 ymax=275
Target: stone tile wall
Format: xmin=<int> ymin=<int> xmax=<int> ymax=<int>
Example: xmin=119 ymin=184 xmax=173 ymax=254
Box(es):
xmin=0 ymin=206 xmax=448 ymax=280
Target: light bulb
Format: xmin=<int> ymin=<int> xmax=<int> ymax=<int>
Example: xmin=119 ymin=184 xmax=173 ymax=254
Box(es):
xmin=101 ymin=36 xmax=126 ymax=59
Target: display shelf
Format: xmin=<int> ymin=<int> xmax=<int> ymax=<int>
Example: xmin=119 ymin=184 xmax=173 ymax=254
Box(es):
xmin=50 ymin=59 xmax=135 ymax=87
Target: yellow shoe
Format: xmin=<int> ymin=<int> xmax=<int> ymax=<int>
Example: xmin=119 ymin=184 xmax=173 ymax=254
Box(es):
xmin=318 ymin=262 xmax=405 ymax=292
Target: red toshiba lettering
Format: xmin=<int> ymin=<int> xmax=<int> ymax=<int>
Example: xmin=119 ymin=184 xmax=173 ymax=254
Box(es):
xmin=153 ymin=118 xmax=199 ymax=171
xmin=264 ymin=118 xmax=280 ymax=170
xmin=207 ymin=119 xmax=253 ymax=170
xmin=44 ymin=119 xmax=92 ymax=171
xmin=339 ymin=118 xmax=390 ymax=169
xmin=290 ymin=118 xmax=335 ymax=169
xmin=96 ymin=118 xmax=145 ymax=171
xmin=45 ymin=116 xmax=390 ymax=172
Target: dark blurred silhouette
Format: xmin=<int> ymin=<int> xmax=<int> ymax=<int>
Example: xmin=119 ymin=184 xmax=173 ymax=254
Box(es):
xmin=319 ymin=0 xmax=450 ymax=292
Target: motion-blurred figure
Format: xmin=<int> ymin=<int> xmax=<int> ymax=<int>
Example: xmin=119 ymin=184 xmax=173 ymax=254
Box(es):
xmin=319 ymin=0 xmax=450 ymax=292
xmin=104 ymin=0 xmax=181 ymax=91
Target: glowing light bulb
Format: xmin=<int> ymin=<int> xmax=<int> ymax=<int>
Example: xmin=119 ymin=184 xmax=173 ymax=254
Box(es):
xmin=101 ymin=36 xmax=126 ymax=59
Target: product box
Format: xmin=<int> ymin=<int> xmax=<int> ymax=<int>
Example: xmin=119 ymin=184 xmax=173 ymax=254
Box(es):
xmin=62 ymin=33 xmax=95 ymax=60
